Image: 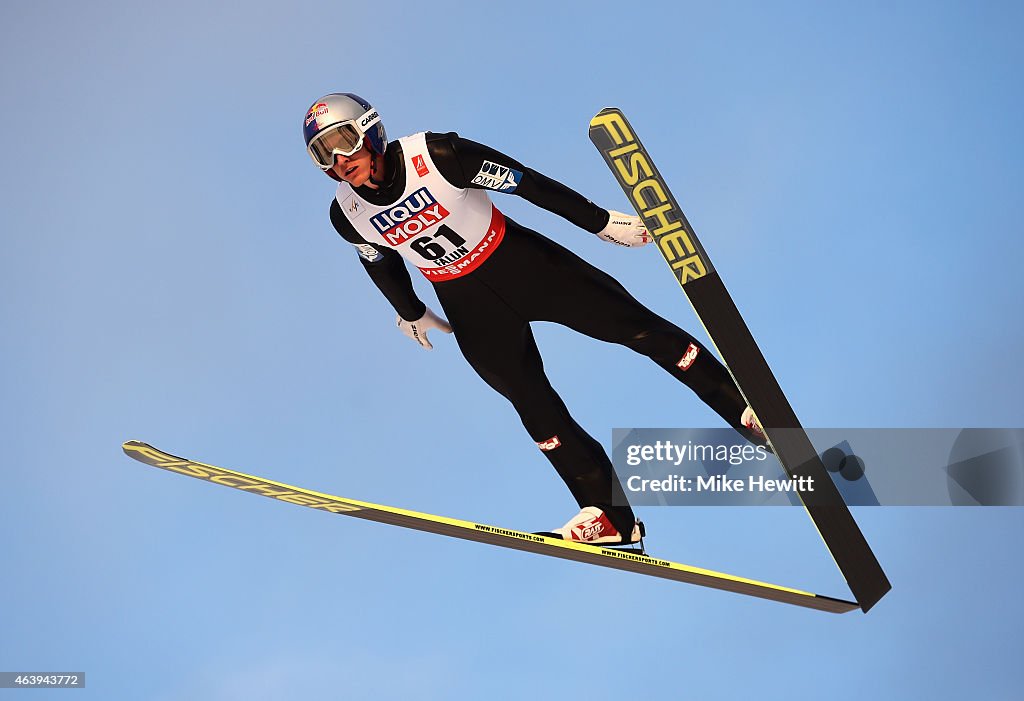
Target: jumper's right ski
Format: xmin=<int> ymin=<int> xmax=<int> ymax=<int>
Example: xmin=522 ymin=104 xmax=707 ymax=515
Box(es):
xmin=589 ymin=108 xmax=891 ymax=612
xmin=123 ymin=441 xmax=857 ymax=613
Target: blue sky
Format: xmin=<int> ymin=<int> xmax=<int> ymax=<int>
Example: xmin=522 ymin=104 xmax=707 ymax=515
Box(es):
xmin=2 ymin=1 xmax=1023 ymax=698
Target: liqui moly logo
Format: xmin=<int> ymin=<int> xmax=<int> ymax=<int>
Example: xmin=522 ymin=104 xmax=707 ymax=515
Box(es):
xmin=677 ymin=343 xmax=700 ymax=370
xmin=370 ymin=188 xmax=450 ymax=245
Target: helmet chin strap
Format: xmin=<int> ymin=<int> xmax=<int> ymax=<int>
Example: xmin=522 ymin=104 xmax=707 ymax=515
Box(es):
xmin=368 ymin=151 xmax=391 ymax=188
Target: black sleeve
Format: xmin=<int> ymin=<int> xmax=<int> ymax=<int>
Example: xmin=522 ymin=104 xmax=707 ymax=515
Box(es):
xmin=329 ymin=199 xmax=427 ymax=322
xmin=425 ymin=132 xmax=610 ymax=234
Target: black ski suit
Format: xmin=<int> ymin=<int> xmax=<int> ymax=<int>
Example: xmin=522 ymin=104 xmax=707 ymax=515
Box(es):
xmin=329 ymin=132 xmax=751 ymax=536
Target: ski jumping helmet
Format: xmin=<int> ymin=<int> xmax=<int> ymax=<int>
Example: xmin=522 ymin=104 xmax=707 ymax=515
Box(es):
xmin=303 ymin=93 xmax=387 ymax=174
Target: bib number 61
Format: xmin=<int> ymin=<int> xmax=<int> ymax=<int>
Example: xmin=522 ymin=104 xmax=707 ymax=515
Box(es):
xmin=410 ymin=228 xmax=466 ymax=261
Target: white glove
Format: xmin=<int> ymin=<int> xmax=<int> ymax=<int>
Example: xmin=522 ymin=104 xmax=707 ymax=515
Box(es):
xmin=397 ymin=307 xmax=452 ymax=350
xmin=595 ymin=210 xmax=652 ymax=248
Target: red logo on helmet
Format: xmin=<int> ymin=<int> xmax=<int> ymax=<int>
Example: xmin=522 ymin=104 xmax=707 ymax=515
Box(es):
xmin=305 ymin=102 xmax=329 ymax=128
xmin=413 ymin=155 xmax=429 ymax=177
xmin=677 ymin=343 xmax=700 ymax=370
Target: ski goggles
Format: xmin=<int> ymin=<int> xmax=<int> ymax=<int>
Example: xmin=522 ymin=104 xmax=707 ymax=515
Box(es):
xmin=306 ymin=109 xmax=381 ymax=169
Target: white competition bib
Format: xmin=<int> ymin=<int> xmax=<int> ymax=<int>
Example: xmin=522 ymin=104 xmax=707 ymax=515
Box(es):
xmin=336 ymin=132 xmax=506 ymax=281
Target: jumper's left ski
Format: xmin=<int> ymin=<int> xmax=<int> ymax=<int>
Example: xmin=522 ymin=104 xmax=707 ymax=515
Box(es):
xmin=122 ymin=441 xmax=857 ymax=613
xmin=589 ymin=108 xmax=891 ymax=612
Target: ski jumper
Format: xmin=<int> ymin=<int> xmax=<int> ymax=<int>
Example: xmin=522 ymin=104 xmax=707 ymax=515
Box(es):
xmin=329 ymin=132 xmax=752 ymax=536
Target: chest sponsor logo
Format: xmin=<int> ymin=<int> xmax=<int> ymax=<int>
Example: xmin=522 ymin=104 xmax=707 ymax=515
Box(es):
xmin=471 ymin=160 xmax=522 ymax=192
xmin=370 ymin=187 xmax=450 ymax=246
xmin=413 ymin=154 xmax=429 ymax=177
xmin=676 ymin=342 xmax=700 ymax=370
